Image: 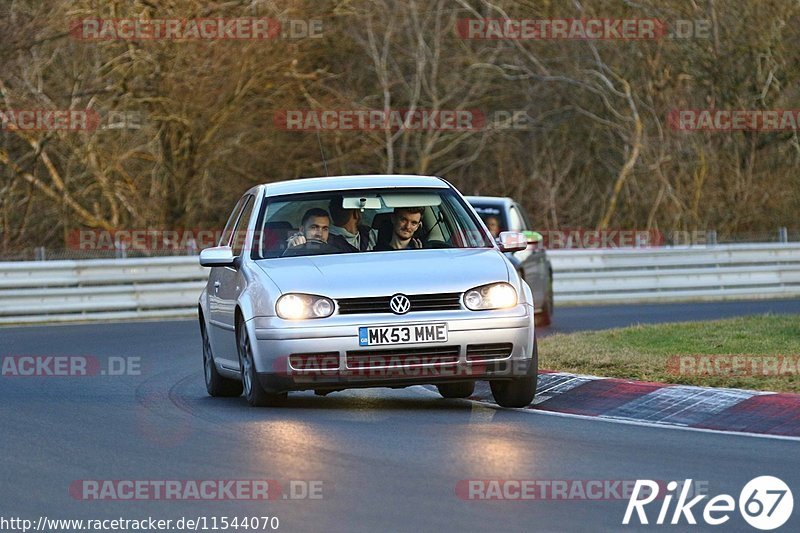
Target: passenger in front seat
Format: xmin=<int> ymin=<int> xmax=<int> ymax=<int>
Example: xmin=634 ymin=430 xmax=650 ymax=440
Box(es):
xmin=374 ymin=207 xmax=425 ymax=251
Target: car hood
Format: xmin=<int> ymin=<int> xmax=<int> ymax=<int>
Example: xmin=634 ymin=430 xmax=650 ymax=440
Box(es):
xmin=255 ymin=248 xmax=510 ymax=298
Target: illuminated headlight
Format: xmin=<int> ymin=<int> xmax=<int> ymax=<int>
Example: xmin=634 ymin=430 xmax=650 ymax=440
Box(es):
xmin=464 ymin=282 xmax=517 ymax=310
xmin=276 ymin=294 xmax=334 ymax=320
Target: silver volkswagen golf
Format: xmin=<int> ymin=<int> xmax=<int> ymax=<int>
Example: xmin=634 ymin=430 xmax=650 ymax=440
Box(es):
xmin=198 ymin=175 xmax=538 ymax=408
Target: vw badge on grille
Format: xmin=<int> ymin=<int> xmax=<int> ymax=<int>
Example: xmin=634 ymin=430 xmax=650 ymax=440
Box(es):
xmin=389 ymin=294 xmax=411 ymax=315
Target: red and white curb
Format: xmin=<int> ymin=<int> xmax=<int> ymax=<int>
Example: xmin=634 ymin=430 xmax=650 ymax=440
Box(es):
xmin=439 ymin=372 xmax=800 ymax=439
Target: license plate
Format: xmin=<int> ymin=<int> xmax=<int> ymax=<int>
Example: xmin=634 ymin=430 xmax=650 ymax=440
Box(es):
xmin=359 ymin=323 xmax=448 ymax=346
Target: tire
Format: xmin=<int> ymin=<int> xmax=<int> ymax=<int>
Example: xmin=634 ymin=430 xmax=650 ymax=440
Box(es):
xmin=237 ymin=319 xmax=288 ymax=407
xmin=436 ymin=381 xmax=475 ymax=399
xmin=201 ymin=319 xmax=243 ymax=397
xmin=490 ymin=339 xmax=538 ymax=408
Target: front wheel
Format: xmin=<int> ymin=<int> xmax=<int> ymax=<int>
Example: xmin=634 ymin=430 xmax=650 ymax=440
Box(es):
xmin=436 ymin=381 xmax=475 ymax=399
xmin=490 ymin=339 xmax=538 ymax=408
xmin=237 ymin=320 xmax=287 ymax=407
xmin=202 ymin=320 xmax=243 ymax=397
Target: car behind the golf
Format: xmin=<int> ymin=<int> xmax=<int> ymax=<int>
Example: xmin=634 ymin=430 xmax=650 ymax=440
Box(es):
xmin=466 ymin=195 xmax=554 ymax=326
xmin=198 ymin=175 xmax=538 ymax=407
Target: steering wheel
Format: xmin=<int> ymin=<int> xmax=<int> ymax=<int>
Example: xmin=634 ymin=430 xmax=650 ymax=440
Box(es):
xmin=282 ymin=238 xmax=340 ymax=256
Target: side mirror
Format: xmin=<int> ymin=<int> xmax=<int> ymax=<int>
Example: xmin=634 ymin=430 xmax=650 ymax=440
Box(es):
xmin=199 ymin=246 xmax=236 ymax=267
xmin=498 ymin=231 xmax=527 ymax=253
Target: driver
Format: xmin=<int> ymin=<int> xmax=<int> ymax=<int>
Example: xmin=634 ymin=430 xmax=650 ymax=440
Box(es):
xmin=483 ymin=215 xmax=501 ymax=238
xmin=287 ymin=208 xmax=331 ymax=248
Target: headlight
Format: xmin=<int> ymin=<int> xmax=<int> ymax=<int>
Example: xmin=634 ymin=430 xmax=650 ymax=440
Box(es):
xmin=276 ymin=294 xmax=334 ymax=320
xmin=464 ymin=282 xmax=517 ymax=310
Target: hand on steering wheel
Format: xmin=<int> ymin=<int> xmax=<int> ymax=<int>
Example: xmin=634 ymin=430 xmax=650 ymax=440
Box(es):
xmin=282 ymin=237 xmax=339 ymax=256
xmin=287 ymin=234 xmax=329 ymax=248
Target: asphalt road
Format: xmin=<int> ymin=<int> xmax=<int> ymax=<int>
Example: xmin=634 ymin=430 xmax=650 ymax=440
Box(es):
xmin=548 ymin=297 xmax=800 ymax=334
xmin=2 ymin=301 xmax=799 ymax=532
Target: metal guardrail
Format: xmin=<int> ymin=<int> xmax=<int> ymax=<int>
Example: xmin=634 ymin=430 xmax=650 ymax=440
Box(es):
xmin=1 ymin=243 xmax=799 ymax=324
xmin=548 ymin=243 xmax=800 ymax=304
xmin=0 ymin=257 xmax=208 ymax=324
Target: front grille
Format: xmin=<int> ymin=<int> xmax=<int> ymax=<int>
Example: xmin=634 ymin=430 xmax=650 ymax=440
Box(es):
xmin=346 ymin=346 xmax=460 ymax=368
xmin=466 ymin=343 xmax=513 ymax=362
xmin=337 ymin=293 xmax=462 ymax=315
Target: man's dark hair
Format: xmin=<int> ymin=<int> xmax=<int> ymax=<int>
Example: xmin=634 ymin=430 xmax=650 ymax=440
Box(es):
xmin=393 ymin=206 xmax=425 ymax=217
xmin=328 ymin=196 xmax=350 ymax=226
xmin=301 ymin=208 xmax=330 ymax=227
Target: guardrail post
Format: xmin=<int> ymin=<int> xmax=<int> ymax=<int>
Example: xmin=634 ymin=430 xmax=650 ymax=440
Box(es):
xmin=115 ymin=241 xmax=127 ymax=259
xmin=779 ymin=227 xmax=789 ymax=243
xmin=706 ymin=230 xmax=717 ymax=246
xmin=34 ymin=246 xmax=46 ymax=261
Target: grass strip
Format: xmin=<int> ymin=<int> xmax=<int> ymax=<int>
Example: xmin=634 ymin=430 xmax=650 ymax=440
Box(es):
xmin=538 ymin=314 xmax=800 ymax=392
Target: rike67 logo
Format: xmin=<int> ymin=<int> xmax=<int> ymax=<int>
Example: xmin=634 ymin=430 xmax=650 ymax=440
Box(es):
xmin=623 ymin=477 xmax=793 ymax=530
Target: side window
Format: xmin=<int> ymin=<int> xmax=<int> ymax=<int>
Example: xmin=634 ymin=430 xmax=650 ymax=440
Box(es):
xmin=231 ymin=196 xmax=256 ymax=257
xmin=508 ymin=205 xmax=525 ymax=232
xmin=219 ymin=197 xmax=246 ymax=246
xmin=517 ymin=203 xmax=533 ymax=230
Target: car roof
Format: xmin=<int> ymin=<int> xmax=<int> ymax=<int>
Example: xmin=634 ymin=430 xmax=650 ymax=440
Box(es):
xmin=262 ymin=175 xmax=448 ymax=197
xmin=464 ymin=195 xmax=513 ymax=207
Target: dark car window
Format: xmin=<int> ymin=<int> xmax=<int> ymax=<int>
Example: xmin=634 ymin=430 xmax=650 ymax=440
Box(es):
xmin=516 ymin=202 xmax=533 ymax=230
xmin=469 ymin=203 xmax=509 ymax=232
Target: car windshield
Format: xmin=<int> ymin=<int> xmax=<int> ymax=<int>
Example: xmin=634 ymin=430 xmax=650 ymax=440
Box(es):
xmin=468 ymin=202 xmax=509 ymax=233
xmin=253 ymin=188 xmax=494 ymax=259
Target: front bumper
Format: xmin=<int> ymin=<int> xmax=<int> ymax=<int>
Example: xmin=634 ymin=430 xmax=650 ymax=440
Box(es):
xmin=246 ymin=304 xmax=536 ymax=393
